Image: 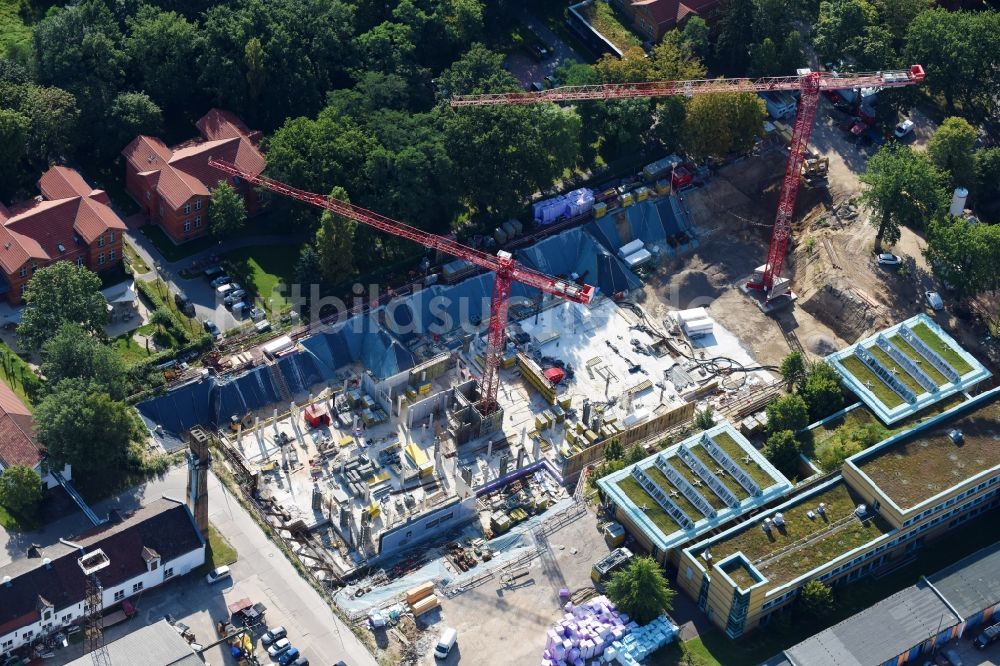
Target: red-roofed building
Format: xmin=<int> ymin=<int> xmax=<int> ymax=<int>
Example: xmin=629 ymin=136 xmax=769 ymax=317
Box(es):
xmin=0 ymin=379 xmax=70 ymax=488
xmin=0 ymin=167 xmax=126 ymax=305
xmin=613 ymin=0 xmax=720 ymax=42
xmin=122 ymin=109 xmax=266 ymax=244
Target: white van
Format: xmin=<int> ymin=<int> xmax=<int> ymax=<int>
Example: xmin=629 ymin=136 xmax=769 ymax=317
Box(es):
xmin=433 ymin=627 xmax=457 ymax=659
xmin=216 ymin=283 xmax=235 ymax=298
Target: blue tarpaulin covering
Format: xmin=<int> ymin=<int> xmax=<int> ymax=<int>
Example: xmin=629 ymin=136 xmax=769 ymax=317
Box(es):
xmin=302 ymin=314 xmax=416 ymax=381
xmin=586 ymin=197 xmax=692 ymax=253
xmin=515 ymin=227 xmax=641 ymax=296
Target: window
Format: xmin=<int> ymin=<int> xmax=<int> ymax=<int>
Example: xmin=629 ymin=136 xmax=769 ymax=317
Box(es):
xmin=109 ymin=249 xmax=116 ymax=262
xmin=76 ymin=257 xmax=84 ymax=267
xmin=232 ymin=176 xmax=241 ymax=185
xmin=21 ymin=631 xmax=32 ymax=642
xmin=132 ymin=582 xmax=143 ymax=593
xmin=164 ymin=567 xmax=174 ymax=579
xmin=107 ymin=231 xmax=114 ymax=243
xmin=98 ymin=236 xmax=105 ymax=248
xmin=31 ymin=262 xmax=36 ymax=273
xmin=43 ymin=609 xmax=51 ymax=621
xmin=158 ymin=205 xmax=164 ymax=218
xmin=184 ymin=203 xmax=191 ymax=214
xmin=18 ymin=266 xmax=26 ymax=278
xmin=150 ymin=560 xmax=158 ymax=571
xmin=194 ymin=199 xmax=202 ymax=210
xmin=194 ymin=216 xmax=201 ymax=227
xmin=20 ymin=284 xmax=27 ymax=295
xmin=183 ymin=221 xmax=191 ymax=232
xmin=145 ymin=191 xmax=151 ymax=201
xmin=98 ymin=253 xmax=105 ymax=266
xmin=61 ymin=613 xmax=72 ymax=623
xmin=114 ymin=590 xmax=124 ymax=601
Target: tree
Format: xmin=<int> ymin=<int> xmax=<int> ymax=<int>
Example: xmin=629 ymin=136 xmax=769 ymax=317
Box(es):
xmin=799 ymin=580 xmax=835 ymax=619
xmin=6 ymin=84 xmax=80 ymax=167
xmin=872 ymin=0 xmax=933 ymax=41
xmin=766 ymin=394 xmax=810 ymax=434
xmin=904 ymin=9 xmax=1000 ymax=116
xmin=973 ymin=148 xmax=1000 ymax=205
xmin=209 ymin=182 xmax=247 ymax=239
xmin=18 ymin=262 xmax=107 ymax=351
xmin=683 ymin=92 xmax=765 ymax=160
xmin=927 ymin=117 xmax=977 ymax=190
xmin=813 ymin=0 xmax=876 ymax=60
xmin=40 ymin=323 xmax=128 ymax=400
xmin=763 ymin=429 xmax=802 ymax=477
xmin=604 ymin=439 xmax=624 ymax=461
xmin=105 ymin=92 xmax=162 ymax=159
xmin=859 ymin=145 xmax=949 ymax=252
xmin=35 ymin=379 xmax=145 ymax=486
xmin=694 ymin=407 xmax=716 ymax=430
xmin=0 ymin=465 xmax=43 ymax=516
xmin=715 ymin=0 xmax=754 ymax=73
xmin=801 ymin=362 xmax=844 ymax=421
xmin=606 ymin=556 xmax=675 ymax=624
xmin=816 ymin=422 xmax=885 ymax=470
xmin=924 ymin=214 xmax=1000 ymax=299
xmin=780 ymin=351 xmax=807 ymax=392
xmin=125 ymin=5 xmax=204 ymax=111
xmin=316 ymin=186 xmax=357 ymax=283
xmin=680 ymin=17 xmax=710 ymax=60
xmin=0 ymin=108 xmax=29 ymax=197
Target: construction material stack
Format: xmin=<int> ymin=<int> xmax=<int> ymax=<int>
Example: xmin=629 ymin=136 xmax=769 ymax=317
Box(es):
xmin=405 ymin=581 xmax=440 ymax=616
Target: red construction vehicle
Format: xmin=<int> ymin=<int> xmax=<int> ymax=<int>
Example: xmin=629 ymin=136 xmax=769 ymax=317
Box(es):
xmin=450 ymin=66 xmax=925 ymax=302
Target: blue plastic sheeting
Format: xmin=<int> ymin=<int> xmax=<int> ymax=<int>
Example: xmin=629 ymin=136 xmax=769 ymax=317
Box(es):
xmin=301 ymin=313 xmax=416 ymax=381
xmin=586 ymin=197 xmax=691 ymax=253
xmin=515 ymin=227 xmax=641 ymax=296
xmin=384 ymin=273 xmax=535 ymax=340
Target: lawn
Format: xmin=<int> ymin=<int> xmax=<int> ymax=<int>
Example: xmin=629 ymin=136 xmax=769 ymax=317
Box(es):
xmin=710 ymin=432 xmax=778 ymax=489
xmin=200 ymin=523 xmax=238 ymax=573
xmin=615 ymin=474 xmax=682 ymax=535
xmin=0 ymin=503 xmax=39 ymax=531
xmin=0 ymin=0 xmax=30 ymax=59
xmin=0 ymin=340 xmax=37 ymax=408
xmin=123 ymin=240 xmax=150 ymax=274
xmin=886 ymin=335 xmax=950 ymax=386
xmin=577 ymin=0 xmax=642 ymax=51
xmin=839 ymin=355 xmax=905 ymax=408
xmin=867 ymin=346 xmax=927 ymax=396
xmin=111 ymin=330 xmax=156 ymax=365
xmin=909 ymin=322 xmax=973 ymax=375
xmin=221 ymin=244 xmax=301 ymax=313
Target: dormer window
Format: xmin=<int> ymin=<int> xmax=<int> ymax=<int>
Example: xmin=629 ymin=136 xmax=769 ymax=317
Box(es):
xmin=141 ymin=546 xmax=160 ymax=572
xmin=57 ymin=244 xmax=65 ymax=253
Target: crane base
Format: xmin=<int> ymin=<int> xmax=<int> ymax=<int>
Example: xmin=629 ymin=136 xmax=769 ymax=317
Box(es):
xmin=740 ymin=282 xmax=796 ymax=314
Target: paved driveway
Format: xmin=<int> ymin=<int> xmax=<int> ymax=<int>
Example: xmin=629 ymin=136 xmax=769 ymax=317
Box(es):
xmin=506 ymin=11 xmax=583 ymax=88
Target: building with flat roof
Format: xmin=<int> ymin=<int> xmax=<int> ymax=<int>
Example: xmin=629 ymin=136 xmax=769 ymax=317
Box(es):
xmin=598 ymin=421 xmax=793 ymax=562
xmin=678 ymin=386 xmax=1000 ymax=637
xmin=779 ymin=540 xmax=1000 ymax=666
xmin=826 ymin=314 xmax=990 ymax=423
xmin=65 ymin=619 xmax=202 ymax=666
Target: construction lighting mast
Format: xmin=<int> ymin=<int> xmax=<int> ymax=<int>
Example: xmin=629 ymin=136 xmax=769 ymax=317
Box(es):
xmin=208 ymin=158 xmax=595 ymax=417
xmin=450 ymin=66 xmax=925 ymax=301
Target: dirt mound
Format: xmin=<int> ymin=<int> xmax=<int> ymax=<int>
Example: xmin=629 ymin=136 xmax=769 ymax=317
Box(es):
xmin=799 ymin=278 xmax=887 ymax=343
xmin=670 ymin=269 xmax=724 ymax=310
xmin=806 ymin=334 xmax=839 ymax=356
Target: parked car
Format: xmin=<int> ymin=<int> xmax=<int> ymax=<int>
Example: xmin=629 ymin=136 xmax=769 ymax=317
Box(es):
xmin=174 ymin=291 xmax=196 ymax=316
xmin=224 ymin=289 xmax=246 ymax=307
xmin=434 ymin=627 xmax=458 ymax=659
xmin=267 ymin=638 xmax=291 ymax=658
xmin=925 ymin=291 xmax=944 ymax=311
xmin=530 ymin=81 xmax=544 ymax=92
xmin=277 ymin=647 xmax=300 ymax=665
xmin=876 ymin=253 xmax=901 ymax=266
xmin=210 ymin=275 xmax=232 ymax=288
xmin=203 ymin=266 xmax=224 ymax=281
xmin=202 ymin=319 xmax=221 ymax=338
xmin=249 ymin=307 xmax=266 ymax=321
xmin=894 ymin=119 xmax=915 ymax=138
xmin=289 ymin=657 xmax=309 ymax=666
xmin=974 ymin=621 xmax=1000 ymax=649
xmin=205 ymin=565 xmax=230 ymax=584
xmin=939 ymin=647 xmax=964 ymax=666
xmin=261 ymin=626 xmax=287 ymax=647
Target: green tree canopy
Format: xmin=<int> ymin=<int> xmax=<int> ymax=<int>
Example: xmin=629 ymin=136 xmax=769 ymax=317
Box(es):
xmin=927 ymin=117 xmax=977 ymax=190
xmin=767 ymin=394 xmax=810 ymax=434
xmin=209 ymin=181 xmax=247 ymax=239
xmin=0 ymin=465 xmax=43 ymax=517
xmin=0 ymin=108 xmax=29 ymax=197
xmin=40 ymin=323 xmax=128 ymax=401
xmin=125 ymin=5 xmax=204 ymax=111
xmin=973 ymin=148 xmax=1000 ymax=206
xmin=18 ymin=262 xmax=107 ymax=351
xmin=924 ymin=214 xmax=1000 ymax=299
xmin=316 ymin=186 xmax=357 ymax=283
xmin=105 ymin=92 xmax=163 ymax=160
xmin=801 ymin=362 xmax=844 ymax=422
xmin=816 ymin=422 xmax=885 ymax=470
xmin=763 ymin=429 xmax=802 ymax=478
xmin=859 ymin=145 xmax=949 ymax=251
xmin=814 ymin=0 xmax=876 ymax=59
xmin=680 ymin=17 xmax=710 ymax=60
xmin=34 ymin=379 xmax=145 ymax=486
xmin=606 ymin=556 xmax=676 ymax=624
xmin=779 ymin=351 xmax=807 ymax=392
xmin=683 ymin=92 xmax=766 ymax=161
xmin=694 ymin=407 xmax=716 ymax=430
xmin=799 ymin=580 xmax=835 ymax=619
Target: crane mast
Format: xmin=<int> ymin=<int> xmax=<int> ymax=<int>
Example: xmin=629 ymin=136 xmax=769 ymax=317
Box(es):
xmin=451 ymin=65 xmax=925 ymax=299
xmin=208 ymin=159 xmax=594 ymax=416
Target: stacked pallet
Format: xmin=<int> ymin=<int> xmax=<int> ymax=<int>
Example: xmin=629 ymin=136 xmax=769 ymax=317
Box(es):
xmin=406 ymin=582 xmax=440 ymax=616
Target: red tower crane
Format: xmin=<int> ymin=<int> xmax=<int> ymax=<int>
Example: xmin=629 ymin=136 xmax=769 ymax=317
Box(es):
xmin=208 ymin=158 xmax=594 ymax=417
xmin=450 ymin=66 xmax=925 ymax=300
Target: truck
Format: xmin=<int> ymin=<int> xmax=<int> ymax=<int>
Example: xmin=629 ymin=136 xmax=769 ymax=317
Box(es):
xmin=591 ymin=547 xmax=634 ymax=585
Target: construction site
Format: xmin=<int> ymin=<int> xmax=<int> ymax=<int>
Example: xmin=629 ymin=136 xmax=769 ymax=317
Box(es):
xmin=119 ymin=64 xmax=1000 ymax=665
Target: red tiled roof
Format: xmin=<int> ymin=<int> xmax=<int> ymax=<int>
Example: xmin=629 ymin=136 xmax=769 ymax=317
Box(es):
xmin=0 ymin=168 xmax=127 ymax=275
xmin=122 ymin=110 xmax=266 ymax=213
xmin=631 ymin=0 xmax=720 ymax=26
xmin=0 ymin=378 xmax=40 ymax=469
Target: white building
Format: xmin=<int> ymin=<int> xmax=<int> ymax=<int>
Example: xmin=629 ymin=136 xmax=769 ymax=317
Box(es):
xmin=0 ymin=497 xmax=205 ymax=656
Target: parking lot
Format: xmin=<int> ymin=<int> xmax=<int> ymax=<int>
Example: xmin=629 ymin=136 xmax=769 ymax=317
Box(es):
xmin=941 ymin=633 xmax=1000 ymax=666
